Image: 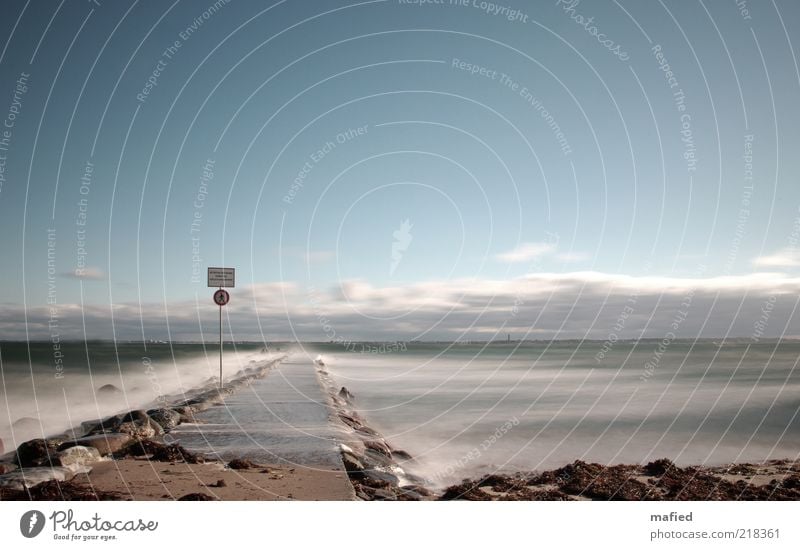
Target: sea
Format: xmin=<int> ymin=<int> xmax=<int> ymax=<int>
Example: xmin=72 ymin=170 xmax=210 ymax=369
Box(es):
xmin=1 ymin=340 xmax=798 ymax=487
xmin=303 ymin=340 xmax=800 ymax=485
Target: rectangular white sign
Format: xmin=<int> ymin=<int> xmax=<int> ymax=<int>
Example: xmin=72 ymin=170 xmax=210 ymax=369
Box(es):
xmin=207 ymin=267 xmax=235 ymax=287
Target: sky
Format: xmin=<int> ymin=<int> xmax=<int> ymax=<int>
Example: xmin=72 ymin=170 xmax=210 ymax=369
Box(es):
xmin=1 ymin=0 xmax=800 ymax=341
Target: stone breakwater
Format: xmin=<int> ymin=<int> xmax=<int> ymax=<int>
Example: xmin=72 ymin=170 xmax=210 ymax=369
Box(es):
xmin=0 ymin=356 xmax=285 ymax=497
xmin=314 ymin=361 xmax=434 ymax=501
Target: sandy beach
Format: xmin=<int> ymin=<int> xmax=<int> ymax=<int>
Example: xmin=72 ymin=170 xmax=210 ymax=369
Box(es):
xmin=68 ymin=458 xmax=354 ymax=501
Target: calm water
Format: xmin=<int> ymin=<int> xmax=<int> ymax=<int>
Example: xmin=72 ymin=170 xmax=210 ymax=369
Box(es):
xmin=299 ymin=341 xmax=800 ymax=486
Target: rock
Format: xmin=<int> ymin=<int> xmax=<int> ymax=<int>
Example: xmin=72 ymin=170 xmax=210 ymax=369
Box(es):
xmin=355 ymin=425 xmax=381 ymax=437
xmin=60 ymin=433 xmax=132 ymax=456
xmin=391 ymin=449 xmax=413 ymax=461
xmin=341 ymin=451 xmax=365 ymax=473
xmin=178 ymin=413 xmax=201 ymax=425
xmin=439 ymin=481 xmax=493 ymax=501
xmin=86 ymin=414 xmax=124 ymax=435
xmin=644 ymin=458 xmax=678 ymax=476
xmin=362 ymin=468 xmax=400 ymax=486
xmin=338 ymin=413 xmax=363 ymax=429
xmin=228 ymin=458 xmax=258 ymax=470
xmin=148 ymin=443 xmax=204 ymax=464
xmin=117 ymin=418 xmax=163 ymax=440
xmin=338 ymin=387 xmax=355 ymax=405
xmin=119 ymin=410 xmax=150 ymax=424
xmin=398 ymin=484 xmax=433 ymax=498
xmin=14 ymin=439 xmax=55 ymax=467
xmin=0 ymin=466 xmax=78 ymax=491
xmin=117 ymin=439 xmax=201 ymax=462
xmin=178 ymin=492 xmax=218 ymax=501
xmin=178 ymin=400 xmax=213 ymax=413
xmin=372 ymin=488 xmax=397 ymax=500
xmin=0 ymin=462 xmax=18 ymax=474
xmin=362 ymin=449 xmax=394 ymax=469
xmin=147 ymin=408 xmax=182 ymax=431
xmin=208 ymin=479 xmax=227 ymax=488
xmin=363 ymin=438 xmax=392 ymax=457
xmin=55 ymin=427 xmax=84 ymax=441
xmin=80 ymin=419 xmax=103 ymax=435
xmin=96 ymin=384 xmax=122 ymax=397
xmin=54 ymin=445 xmax=101 ymax=468
xmin=88 ymin=410 xmax=164 ymax=440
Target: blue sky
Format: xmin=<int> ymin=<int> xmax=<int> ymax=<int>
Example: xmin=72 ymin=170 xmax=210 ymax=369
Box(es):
xmin=1 ymin=0 xmax=800 ymax=340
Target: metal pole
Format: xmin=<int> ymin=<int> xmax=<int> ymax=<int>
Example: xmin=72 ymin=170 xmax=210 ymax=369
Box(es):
xmin=219 ymin=287 xmax=223 ymax=388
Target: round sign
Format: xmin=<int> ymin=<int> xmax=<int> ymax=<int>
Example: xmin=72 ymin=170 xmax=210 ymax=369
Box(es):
xmin=213 ymin=289 xmax=230 ymax=306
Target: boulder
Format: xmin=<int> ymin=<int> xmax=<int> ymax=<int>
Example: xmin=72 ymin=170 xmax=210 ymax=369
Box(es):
xmin=363 ymin=438 xmax=392 ymax=457
xmin=371 ymin=488 xmax=397 ymax=501
xmin=338 ymin=413 xmax=363 ymax=430
xmin=147 ymin=408 xmax=182 ymax=431
xmin=86 ymin=414 xmax=124 ymax=435
xmin=149 ymin=443 xmax=203 ymax=464
xmin=362 ymin=449 xmax=394 ymax=469
xmin=398 ymin=484 xmax=434 ymax=499
xmin=362 ymin=468 xmax=400 ymax=486
xmin=119 ymin=410 xmax=150 ymax=424
xmin=87 ymin=410 xmax=164 ymax=439
xmin=117 ymin=419 xmax=161 ymax=440
xmin=55 ymin=427 xmax=85 ymax=440
xmin=14 ymin=439 xmax=55 ymax=467
xmin=355 ymin=425 xmax=381 ymax=437
xmin=341 ymin=451 xmax=365 ymax=473
xmin=228 ymin=458 xmax=258 ymax=470
xmin=59 ymin=433 xmax=132 ymax=456
xmin=644 ymin=458 xmax=678 ymax=476
xmin=80 ymin=419 xmax=103 ymax=435
xmin=338 ymin=387 xmax=355 ymax=405
xmin=175 ymin=399 xmax=213 ymax=413
xmin=391 ymin=449 xmax=413 ymax=461
xmin=54 ymin=445 xmax=101 ymax=468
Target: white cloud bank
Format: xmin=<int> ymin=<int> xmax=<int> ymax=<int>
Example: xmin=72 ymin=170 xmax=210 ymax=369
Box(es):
xmin=752 ymin=248 xmax=800 ymax=268
xmin=3 ymin=272 xmax=800 ymax=342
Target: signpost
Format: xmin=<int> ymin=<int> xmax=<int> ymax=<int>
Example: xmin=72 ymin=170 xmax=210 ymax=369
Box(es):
xmin=208 ymin=267 xmax=235 ymax=287
xmin=209 ymin=268 xmax=235 ymax=388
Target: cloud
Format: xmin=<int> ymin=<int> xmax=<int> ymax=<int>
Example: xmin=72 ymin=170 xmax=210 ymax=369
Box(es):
xmin=752 ymin=248 xmax=800 ymax=268
xmin=4 ymin=271 xmax=800 ymax=342
xmin=496 ymin=242 xmax=556 ymax=263
xmin=60 ymin=267 xmax=106 ymax=280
